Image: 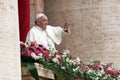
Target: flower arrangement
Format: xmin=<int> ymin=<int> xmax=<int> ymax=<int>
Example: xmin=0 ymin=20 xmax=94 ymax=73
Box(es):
xmin=20 ymin=41 xmax=120 ymax=80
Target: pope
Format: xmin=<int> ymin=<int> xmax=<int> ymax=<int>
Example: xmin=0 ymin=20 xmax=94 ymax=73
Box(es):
xmin=26 ymin=13 xmax=70 ymax=50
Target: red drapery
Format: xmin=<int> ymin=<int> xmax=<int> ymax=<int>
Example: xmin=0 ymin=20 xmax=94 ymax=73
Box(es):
xmin=18 ymin=0 xmax=30 ymax=42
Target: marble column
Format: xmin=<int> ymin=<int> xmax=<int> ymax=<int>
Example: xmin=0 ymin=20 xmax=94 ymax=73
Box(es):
xmin=44 ymin=0 xmax=120 ymax=68
xmin=0 ymin=0 xmax=21 ymax=80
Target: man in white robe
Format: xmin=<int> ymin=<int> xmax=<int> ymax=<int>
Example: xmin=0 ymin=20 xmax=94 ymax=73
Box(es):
xmin=26 ymin=13 xmax=70 ymax=50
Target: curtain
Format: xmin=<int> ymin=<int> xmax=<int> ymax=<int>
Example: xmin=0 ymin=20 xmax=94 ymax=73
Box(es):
xmin=18 ymin=0 xmax=30 ymax=42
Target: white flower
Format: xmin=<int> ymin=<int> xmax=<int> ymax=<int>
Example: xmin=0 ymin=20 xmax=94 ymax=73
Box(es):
xmin=63 ymin=49 xmax=70 ymax=56
xmin=87 ymin=69 xmax=92 ymax=74
xmin=73 ymin=67 xmax=79 ymax=72
xmin=73 ymin=68 xmax=77 ymax=72
xmin=108 ymin=67 xmax=112 ymax=70
xmin=95 ymin=77 xmax=99 ymax=80
xmin=76 ymin=57 xmax=80 ymax=62
xmin=31 ymin=52 xmax=40 ymax=60
xmin=48 ymin=53 xmax=52 ymax=57
xmin=69 ymin=60 xmax=73 ymax=63
xmin=61 ymin=66 xmax=65 ymax=70
xmin=63 ymin=52 xmax=66 ymax=55
xmin=62 ymin=51 xmax=67 ymax=58
xmin=62 ymin=54 xmax=66 ymax=58
xmin=97 ymin=71 xmax=102 ymax=77
xmin=100 ymin=69 xmax=105 ymax=74
xmin=73 ymin=62 xmax=76 ymax=65
xmin=100 ymin=61 xmax=107 ymax=65
xmin=38 ymin=53 xmax=43 ymax=58
xmin=65 ymin=50 xmax=70 ymax=54
xmin=66 ymin=58 xmax=70 ymax=62
xmin=56 ymin=55 xmax=61 ymax=58
xmin=52 ymin=58 xmax=59 ymax=64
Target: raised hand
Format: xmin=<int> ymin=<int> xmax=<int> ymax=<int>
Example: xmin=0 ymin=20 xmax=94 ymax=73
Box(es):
xmin=63 ymin=23 xmax=70 ymax=32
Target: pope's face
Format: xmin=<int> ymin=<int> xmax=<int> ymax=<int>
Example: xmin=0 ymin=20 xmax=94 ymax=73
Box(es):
xmin=37 ymin=15 xmax=48 ymax=30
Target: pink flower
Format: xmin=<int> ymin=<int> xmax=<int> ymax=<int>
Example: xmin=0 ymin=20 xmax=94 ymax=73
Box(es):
xmin=43 ymin=50 xmax=49 ymax=57
xmin=77 ymin=78 xmax=81 ymax=80
xmin=20 ymin=42 xmax=26 ymax=48
xmin=30 ymin=41 xmax=36 ymax=46
xmin=20 ymin=42 xmax=31 ymax=56
xmin=55 ymin=51 xmax=62 ymax=59
xmin=108 ymin=70 xmax=114 ymax=75
xmin=94 ymin=61 xmax=100 ymax=65
xmin=35 ymin=49 xmax=41 ymax=55
xmin=48 ymin=55 xmax=52 ymax=60
xmin=110 ymin=69 xmax=120 ymax=78
xmin=81 ymin=65 xmax=89 ymax=71
xmin=25 ymin=47 xmax=32 ymax=56
xmin=96 ymin=64 xmax=102 ymax=70
xmin=104 ymin=68 xmax=109 ymax=74
xmin=89 ymin=65 xmax=94 ymax=69
xmin=21 ymin=51 xmax=25 ymax=56
xmin=55 ymin=51 xmax=61 ymax=56
xmin=113 ymin=69 xmax=119 ymax=75
xmin=38 ymin=44 xmax=46 ymax=52
xmin=75 ymin=63 xmax=79 ymax=67
xmin=71 ymin=57 xmax=76 ymax=60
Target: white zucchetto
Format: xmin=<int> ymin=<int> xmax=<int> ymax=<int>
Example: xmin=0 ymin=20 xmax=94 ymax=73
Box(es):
xmin=35 ymin=13 xmax=45 ymax=20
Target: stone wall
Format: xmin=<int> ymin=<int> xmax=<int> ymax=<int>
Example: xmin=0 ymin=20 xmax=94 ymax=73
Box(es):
xmin=30 ymin=0 xmax=120 ymax=68
xmin=30 ymin=0 xmax=35 ymax=27
xmin=0 ymin=0 xmax=21 ymax=80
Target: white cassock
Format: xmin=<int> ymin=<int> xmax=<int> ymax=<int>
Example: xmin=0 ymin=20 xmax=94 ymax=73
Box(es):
xmin=26 ymin=25 xmax=69 ymax=50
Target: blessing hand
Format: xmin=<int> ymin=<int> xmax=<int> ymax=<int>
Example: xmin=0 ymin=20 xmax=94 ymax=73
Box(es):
xmin=63 ymin=23 xmax=70 ymax=32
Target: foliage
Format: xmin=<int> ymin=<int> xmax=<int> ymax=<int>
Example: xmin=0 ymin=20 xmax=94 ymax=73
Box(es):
xmin=20 ymin=41 xmax=120 ymax=80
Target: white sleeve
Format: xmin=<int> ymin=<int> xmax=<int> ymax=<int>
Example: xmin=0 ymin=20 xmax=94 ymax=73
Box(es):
xmin=46 ymin=25 xmax=71 ymax=45
xmin=52 ymin=26 xmax=63 ymax=35
xmin=26 ymin=30 xmax=36 ymax=42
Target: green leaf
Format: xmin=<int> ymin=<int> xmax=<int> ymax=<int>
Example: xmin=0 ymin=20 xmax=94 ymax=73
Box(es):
xmin=27 ymin=63 xmax=39 ymax=80
xmin=21 ymin=62 xmax=27 ymax=67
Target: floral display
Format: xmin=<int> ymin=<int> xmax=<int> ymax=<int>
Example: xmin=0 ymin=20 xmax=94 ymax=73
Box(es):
xmin=20 ymin=41 xmax=120 ymax=80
